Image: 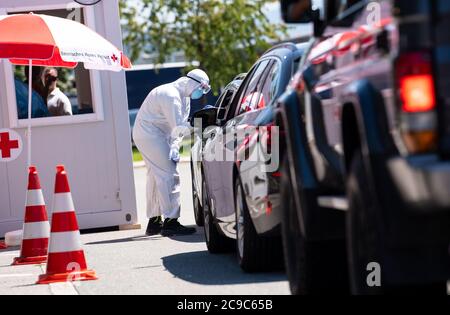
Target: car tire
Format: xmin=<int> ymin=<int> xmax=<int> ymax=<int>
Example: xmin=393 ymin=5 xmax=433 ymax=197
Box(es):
xmin=191 ymin=161 xmax=204 ymax=227
xmin=280 ymin=156 xmax=349 ymax=295
xmin=202 ymin=176 xmax=233 ymax=254
xmin=346 ymin=152 xmax=385 ymax=295
xmin=235 ymin=177 xmax=281 ymax=272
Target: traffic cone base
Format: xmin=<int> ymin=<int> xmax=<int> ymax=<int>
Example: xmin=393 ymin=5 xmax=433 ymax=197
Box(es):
xmin=37 ymin=270 xmax=98 ymax=285
xmin=13 ymin=238 xmax=49 ymax=265
xmin=13 ymin=255 xmax=47 ymax=265
xmin=37 ymin=250 xmax=98 ymax=284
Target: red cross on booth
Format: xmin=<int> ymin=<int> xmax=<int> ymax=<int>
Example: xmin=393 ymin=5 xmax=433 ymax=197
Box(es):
xmin=0 ymin=129 xmax=23 ymax=162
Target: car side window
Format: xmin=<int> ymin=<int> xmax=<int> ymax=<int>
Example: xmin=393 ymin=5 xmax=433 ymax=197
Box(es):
xmin=260 ymin=61 xmax=281 ymax=107
xmin=237 ymin=60 xmax=272 ymax=115
xmin=225 ymin=70 xmax=256 ymax=121
xmin=214 ymin=92 xmax=226 ymax=108
xmin=216 ymin=89 xmax=235 ymax=121
xmin=220 ymin=89 xmax=234 ymax=109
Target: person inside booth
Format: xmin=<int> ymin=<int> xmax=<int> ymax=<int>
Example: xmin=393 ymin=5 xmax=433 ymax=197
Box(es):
xmin=43 ymin=67 xmax=73 ymax=116
xmin=15 ymin=66 xmax=49 ymax=119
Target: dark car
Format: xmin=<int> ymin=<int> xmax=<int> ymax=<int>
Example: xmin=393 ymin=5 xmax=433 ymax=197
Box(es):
xmin=191 ymin=43 xmax=307 ymax=272
xmin=276 ymin=0 xmax=450 ymax=294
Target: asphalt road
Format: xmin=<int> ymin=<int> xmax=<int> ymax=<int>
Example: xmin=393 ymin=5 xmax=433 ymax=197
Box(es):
xmin=0 ymin=162 xmax=290 ymax=295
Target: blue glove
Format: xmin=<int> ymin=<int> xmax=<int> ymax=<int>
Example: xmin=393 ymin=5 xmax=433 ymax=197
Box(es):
xmin=169 ymin=147 xmax=180 ymax=163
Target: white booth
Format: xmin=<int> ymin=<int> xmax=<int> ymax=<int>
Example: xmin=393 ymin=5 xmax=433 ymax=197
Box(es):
xmin=0 ymin=0 xmax=138 ymax=236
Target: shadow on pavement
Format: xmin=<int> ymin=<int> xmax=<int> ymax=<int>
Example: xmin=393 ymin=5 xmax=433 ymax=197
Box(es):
xmin=162 ymin=250 xmax=287 ymax=285
xmin=168 ymin=229 xmax=205 ymax=243
xmin=12 ymin=283 xmax=41 ymax=289
xmin=85 ymin=228 xmax=205 ymax=245
xmin=85 ymin=235 xmax=164 ymax=245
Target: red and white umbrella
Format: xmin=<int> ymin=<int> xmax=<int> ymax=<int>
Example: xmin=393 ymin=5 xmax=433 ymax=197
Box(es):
xmin=0 ymin=13 xmax=132 ymax=166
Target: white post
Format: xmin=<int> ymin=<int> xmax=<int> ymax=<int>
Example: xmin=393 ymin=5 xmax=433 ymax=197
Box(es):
xmin=27 ymin=60 xmax=32 ymax=167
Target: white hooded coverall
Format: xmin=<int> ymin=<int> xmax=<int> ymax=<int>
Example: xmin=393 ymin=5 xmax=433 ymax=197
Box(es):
xmin=133 ymin=76 xmax=202 ymax=219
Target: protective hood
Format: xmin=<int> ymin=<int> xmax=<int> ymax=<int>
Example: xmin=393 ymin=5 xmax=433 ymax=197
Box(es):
xmin=172 ymin=76 xmax=200 ymax=98
xmin=172 ymin=69 xmax=210 ymax=98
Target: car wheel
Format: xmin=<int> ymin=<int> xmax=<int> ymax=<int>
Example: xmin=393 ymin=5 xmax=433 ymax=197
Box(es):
xmin=280 ymin=156 xmax=349 ymax=295
xmin=347 ymin=152 xmax=384 ymax=295
xmin=235 ymin=176 xmax=281 ymax=272
xmin=202 ymin=176 xmax=233 ymax=253
xmin=191 ymin=161 xmax=204 ymax=227
xmin=280 ymin=156 xmax=306 ymax=294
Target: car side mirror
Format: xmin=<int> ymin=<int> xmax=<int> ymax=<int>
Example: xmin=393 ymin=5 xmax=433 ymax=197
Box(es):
xmin=190 ymin=107 xmax=219 ymax=128
xmin=280 ymin=0 xmax=336 ymax=37
xmin=280 ymin=0 xmax=316 ymax=23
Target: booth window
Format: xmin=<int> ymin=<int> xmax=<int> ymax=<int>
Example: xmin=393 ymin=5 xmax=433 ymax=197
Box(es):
xmin=14 ymin=64 xmax=93 ymax=119
xmin=4 ymin=7 xmax=102 ymax=126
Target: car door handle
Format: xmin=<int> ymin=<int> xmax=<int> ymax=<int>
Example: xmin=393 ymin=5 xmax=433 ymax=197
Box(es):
xmin=227 ymin=121 xmax=236 ymax=128
xmin=236 ymin=124 xmax=249 ymax=131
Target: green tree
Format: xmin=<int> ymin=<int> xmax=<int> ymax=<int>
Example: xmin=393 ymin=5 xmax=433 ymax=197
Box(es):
xmin=119 ymin=0 xmax=286 ymax=93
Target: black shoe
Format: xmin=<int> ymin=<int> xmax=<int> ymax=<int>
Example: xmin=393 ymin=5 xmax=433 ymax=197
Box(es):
xmin=145 ymin=216 xmax=162 ymax=236
xmin=161 ymin=219 xmax=196 ymax=237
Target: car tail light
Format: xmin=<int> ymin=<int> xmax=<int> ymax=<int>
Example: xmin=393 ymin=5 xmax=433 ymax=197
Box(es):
xmin=400 ymin=74 xmax=435 ymax=112
xmin=395 ymin=51 xmax=438 ymax=154
xmin=396 ymin=52 xmax=436 ymax=113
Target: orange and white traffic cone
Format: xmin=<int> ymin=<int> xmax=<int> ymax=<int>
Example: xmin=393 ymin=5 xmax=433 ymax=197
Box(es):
xmin=12 ymin=166 xmax=50 ymax=265
xmin=37 ymin=165 xmax=97 ymax=284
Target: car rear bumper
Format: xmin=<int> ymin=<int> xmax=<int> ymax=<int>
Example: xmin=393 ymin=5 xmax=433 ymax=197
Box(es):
xmin=386 ymin=155 xmax=450 ymax=213
xmin=373 ymin=155 xmax=450 ymax=283
xmin=379 ymin=155 xmax=450 ymax=241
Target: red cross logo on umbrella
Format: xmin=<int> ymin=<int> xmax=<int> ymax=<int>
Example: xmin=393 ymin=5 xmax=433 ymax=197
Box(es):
xmin=0 ymin=129 xmax=23 ymax=162
xmin=111 ymin=54 xmax=118 ymax=63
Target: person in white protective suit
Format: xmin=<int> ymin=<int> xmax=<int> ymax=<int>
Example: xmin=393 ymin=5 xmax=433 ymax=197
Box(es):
xmin=133 ymin=69 xmax=211 ymax=236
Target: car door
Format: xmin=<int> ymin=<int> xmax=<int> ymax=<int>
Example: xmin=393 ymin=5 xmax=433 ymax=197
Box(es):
xmin=203 ymin=60 xmax=272 ymax=236
xmin=303 ymin=32 xmax=349 ymax=190
xmin=201 ymin=85 xmax=244 ymax=228
xmin=192 ymin=91 xmax=228 ymax=205
xmin=201 ymin=87 xmax=235 ymax=200
xmin=239 ymin=60 xmax=282 ymax=229
xmin=304 ymin=3 xmax=391 ymax=191
xmin=217 ymin=60 xmax=275 ymax=228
